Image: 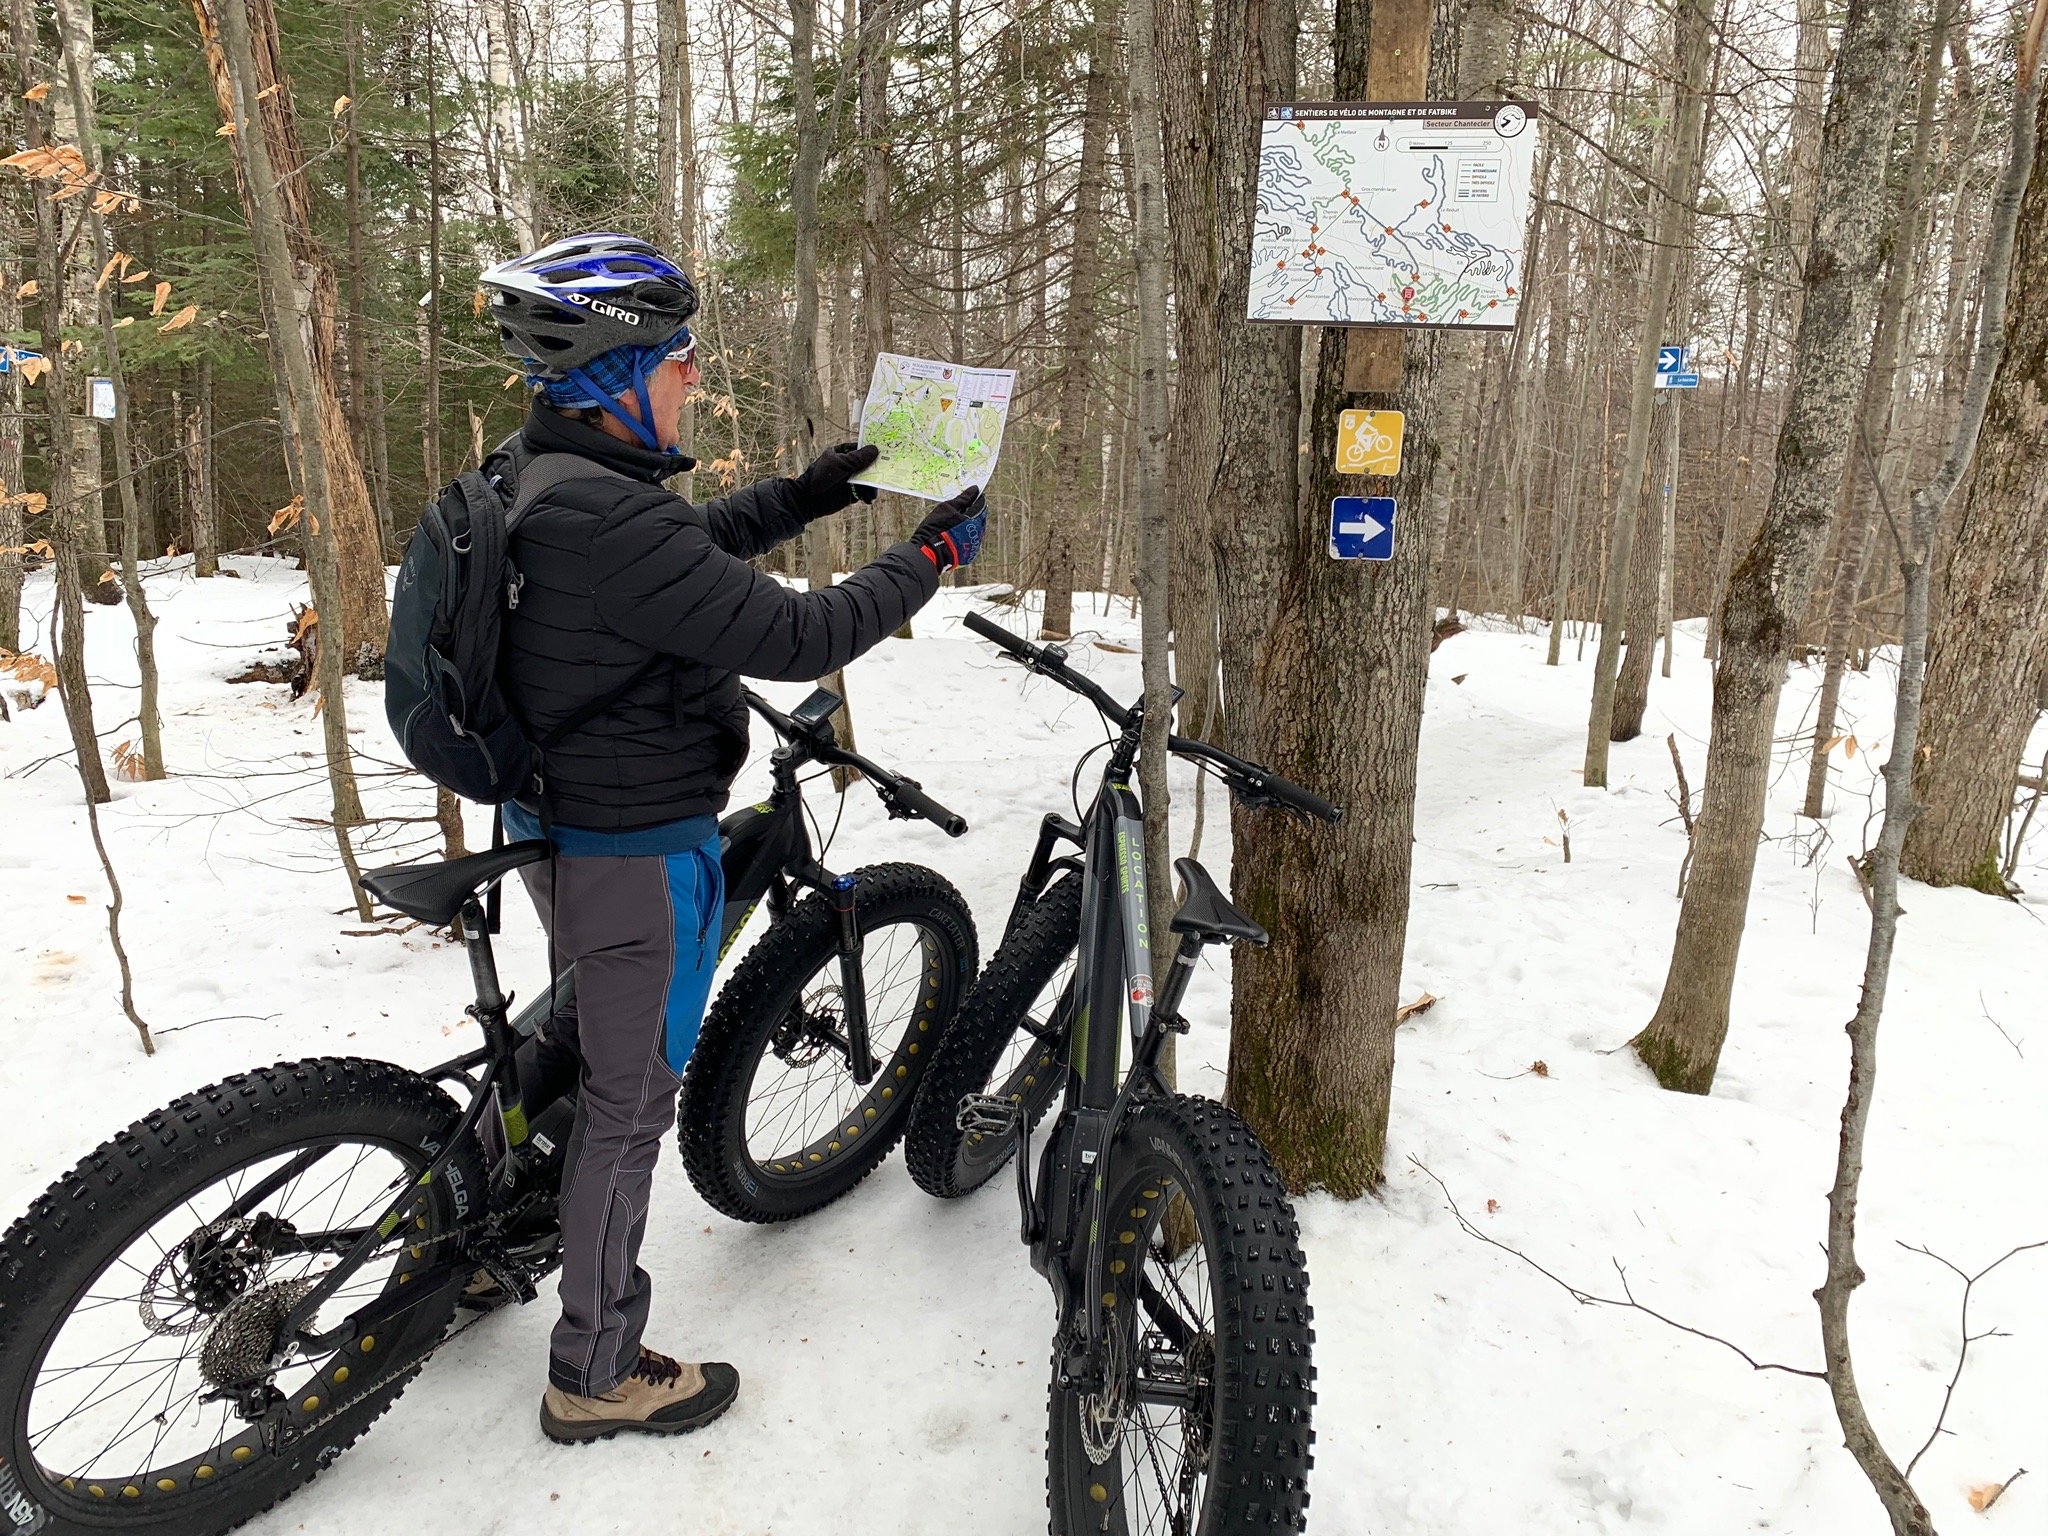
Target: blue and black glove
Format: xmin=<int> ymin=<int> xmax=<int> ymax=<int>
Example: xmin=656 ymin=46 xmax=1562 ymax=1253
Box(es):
xmin=791 ymin=441 xmax=881 ymax=521
xmin=913 ymin=486 xmax=987 ymax=571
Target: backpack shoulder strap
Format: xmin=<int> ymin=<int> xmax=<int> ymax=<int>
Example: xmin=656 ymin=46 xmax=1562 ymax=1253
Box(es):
xmin=507 ymin=451 xmax=634 ymax=527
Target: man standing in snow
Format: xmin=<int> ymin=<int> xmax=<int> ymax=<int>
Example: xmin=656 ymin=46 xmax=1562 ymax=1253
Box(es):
xmin=477 ymin=233 xmax=986 ymax=1443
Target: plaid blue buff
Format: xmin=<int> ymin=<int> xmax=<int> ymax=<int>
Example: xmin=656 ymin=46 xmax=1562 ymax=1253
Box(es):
xmin=531 ymin=340 xmax=670 ymax=407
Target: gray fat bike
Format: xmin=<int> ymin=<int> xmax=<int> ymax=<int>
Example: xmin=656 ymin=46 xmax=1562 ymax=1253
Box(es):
xmin=0 ymin=688 xmax=974 ymax=1536
xmin=905 ymin=612 xmax=1342 ymax=1535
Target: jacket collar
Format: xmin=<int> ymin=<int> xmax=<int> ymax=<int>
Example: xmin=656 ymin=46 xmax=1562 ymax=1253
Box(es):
xmin=521 ymin=402 xmax=695 ymax=484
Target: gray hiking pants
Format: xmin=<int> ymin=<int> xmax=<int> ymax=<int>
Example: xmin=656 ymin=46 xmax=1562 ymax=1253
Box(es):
xmin=515 ymin=834 xmax=723 ymax=1395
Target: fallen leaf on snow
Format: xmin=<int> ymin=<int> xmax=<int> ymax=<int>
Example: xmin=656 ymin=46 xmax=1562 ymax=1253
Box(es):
xmin=66 ymin=894 xmax=87 ymax=904
xmin=1485 ymin=1198 xmax=1500 ymax=1214
xmin=1530 ymin=1060 xmax=1550 ymax=1078
xmin=1395 ymin=992 xmax=1439 ymax=1023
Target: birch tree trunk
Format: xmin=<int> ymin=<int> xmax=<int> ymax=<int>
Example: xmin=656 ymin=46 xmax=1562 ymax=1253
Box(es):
xmin=1038 ymin=0 xmax=1114 ymax=641
xmin=191 ymin=0 xmax=388 ymax=674
xmin=1632 ymin=0 xmax=1917 ymax=1093
xmin=1901 ymin=80 xmax=2048 ymax=892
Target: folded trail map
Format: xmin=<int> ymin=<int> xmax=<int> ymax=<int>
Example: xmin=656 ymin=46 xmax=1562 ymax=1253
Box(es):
xmin=851 ymin=353 xmax=1016 ymax=501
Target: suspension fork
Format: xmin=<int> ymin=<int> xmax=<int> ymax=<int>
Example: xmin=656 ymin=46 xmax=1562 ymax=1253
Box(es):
xmin=828 ymin=871 xmax=879 ymax=1084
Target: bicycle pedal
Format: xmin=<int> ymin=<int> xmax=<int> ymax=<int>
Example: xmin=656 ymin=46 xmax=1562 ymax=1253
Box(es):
xmin=956 ymin=1093 xmax=1023 ymax=1137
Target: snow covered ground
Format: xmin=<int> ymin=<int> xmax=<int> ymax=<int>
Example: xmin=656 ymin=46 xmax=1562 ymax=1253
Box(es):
xmin=2 ymin=555 xmax=2043 ymax=1535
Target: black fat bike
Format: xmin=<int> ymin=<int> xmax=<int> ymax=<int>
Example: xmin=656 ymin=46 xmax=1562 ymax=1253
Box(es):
xmin=0 ymin=688 xmax=972 ymax=1536
xmin=905 ymin=612 xmax=1342 ymax=1536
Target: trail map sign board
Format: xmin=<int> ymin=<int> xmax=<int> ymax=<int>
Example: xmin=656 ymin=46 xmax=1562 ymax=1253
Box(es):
xmin=1250 ymin=101 xmax=1540 ymax=330
xmin=851 ymin=352 xmax=1016 ymax=501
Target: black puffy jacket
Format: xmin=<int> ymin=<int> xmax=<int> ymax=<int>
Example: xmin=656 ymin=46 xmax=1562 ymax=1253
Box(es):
xmin=499 ymin=405 xmax=938 ymax=830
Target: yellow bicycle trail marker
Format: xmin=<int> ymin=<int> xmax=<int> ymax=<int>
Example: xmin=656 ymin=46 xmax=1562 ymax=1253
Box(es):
xmin=1336 ymin=409 xmax=1404 ymax=475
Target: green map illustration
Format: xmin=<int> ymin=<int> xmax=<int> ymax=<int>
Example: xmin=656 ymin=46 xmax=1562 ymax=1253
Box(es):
xmin=852 ymin=353 xmax=1015 ymax=501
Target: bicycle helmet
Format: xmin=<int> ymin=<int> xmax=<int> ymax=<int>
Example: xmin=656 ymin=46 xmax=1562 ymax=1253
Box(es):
xmin=480 ymin=233 xmax=700 ymax=451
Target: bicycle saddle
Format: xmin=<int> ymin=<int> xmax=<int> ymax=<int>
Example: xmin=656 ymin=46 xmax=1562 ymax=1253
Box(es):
xmin=1169 ymin=858 xmax=1269 ymax=947
xmin=360 ymin=840 xmax=551 ymax=926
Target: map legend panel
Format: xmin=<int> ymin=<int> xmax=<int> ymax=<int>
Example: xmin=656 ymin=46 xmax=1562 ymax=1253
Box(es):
xmin=1250 ymin=101 xmax=1540 ymax=330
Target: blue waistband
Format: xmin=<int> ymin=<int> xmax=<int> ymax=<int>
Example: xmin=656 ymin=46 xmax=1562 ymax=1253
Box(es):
xmin=502 ymin=802 xmax=720 ymax=858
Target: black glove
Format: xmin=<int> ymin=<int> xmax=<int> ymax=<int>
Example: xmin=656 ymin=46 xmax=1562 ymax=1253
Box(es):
xmin=790 ymin=441 xmax=880 ymax=521
xmin=912 ymin=486 xmax=988 ymax=572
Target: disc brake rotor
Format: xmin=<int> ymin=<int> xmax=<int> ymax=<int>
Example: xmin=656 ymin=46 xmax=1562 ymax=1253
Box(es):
xmin=1079 ymin=1319 xmax=1134 ymax=1465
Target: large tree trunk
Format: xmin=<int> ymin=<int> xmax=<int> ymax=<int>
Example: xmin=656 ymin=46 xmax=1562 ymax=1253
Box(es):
xmin=1800 ymin=1 xmax=1948 ymax=820
xmin=1038 ymin=1 xmax=1115 ymax=642
xmin=0 ymin=183 xmax=22 ymax=653
xmin=1226 ymin=0 xmax=1491 ymax=1196
xmin=1156 ymin=0 xmax=1222 ymax=744
xmin=1632 ymin=0 xmax=1916 ymax=1093
xmin=213 ymin=0 xmax=373 ymax=917
xmin=191 ymin=0 xmax=388 ymax=674
xmin=1583 ymin=0 xmax=1713 ymax=782
xmin=1901 ymin=84 xmax=2048 ymax=892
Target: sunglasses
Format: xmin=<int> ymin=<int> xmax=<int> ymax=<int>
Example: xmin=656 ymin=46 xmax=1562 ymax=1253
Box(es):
xmin=664 ymin=332 xmax=698 ymax=369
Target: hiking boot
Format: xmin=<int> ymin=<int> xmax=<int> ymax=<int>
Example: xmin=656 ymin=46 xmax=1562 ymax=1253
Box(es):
xmin=540 ymin=1347 xmax=740 ymax=1444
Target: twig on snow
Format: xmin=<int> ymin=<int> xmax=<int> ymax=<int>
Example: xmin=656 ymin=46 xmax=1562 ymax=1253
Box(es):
xmin=1897 ymin=1238 xmax=2048 ymax=1479
xmin=1410 ymin=1158 xmax=1825 ymax=1379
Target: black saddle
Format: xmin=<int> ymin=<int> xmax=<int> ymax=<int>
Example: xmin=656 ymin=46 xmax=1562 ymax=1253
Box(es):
xmin=1169 ymin=858 xmax=1268 ymax=947
xmin=360 ymin=841 xmax=551 ymax=926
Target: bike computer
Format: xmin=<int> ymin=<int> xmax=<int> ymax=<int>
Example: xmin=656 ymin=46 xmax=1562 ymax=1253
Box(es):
xmin=790 ymin=687 xmax=844 ymax=729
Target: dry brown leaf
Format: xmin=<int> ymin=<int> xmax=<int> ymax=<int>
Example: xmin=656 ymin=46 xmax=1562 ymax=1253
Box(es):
xmin=1485 ymin=1198 xmax=1500 ymax=1214
xmin=215 ymin=121 xmax=237 ymax=137
xmin=289 ymin=606 xmax=319 ymax=644
xmin=151 ymin=280 xmax=171 ymax=315
xmin=267 ymin=496 xmax=305 ymax=536
xmin=122 ymin=267 xmax=150 ymax=283
xmin=1530 ymin=1060 xmax=1550 ymax=1078
xmin=503 ymin=372 xmax=522 ymax=389
xmin=112 ymin=315 xmax=134 ymax=328
xmin=158 ymin=303 xmax=199 ymax=333
xmin=22 ymin=81 xmax=50 ymax=102
xmin=14 ymin=278 xmax=37 ymax=299
xmin=308 ymin=513 xmax=320 ymax=536
xmin=1967 ymin=1482 xmax=2005 ymax=1512
xmin=66 ymin=893 xmax=87 ymax=904
xmin=95 ymin=252 xmax=129 ymax=290
xmin=90 ymin=189 xmax=124 ymax=214
xmin=18 ymin=356 xmax=49 ymax=385
xmin=1 ymin=649 xmax=59 ymax=690
xmin=1842 ymin=735 xmax=1858 ymax=759
xmin=472 ymin=288 xmax=487 ymax=317
xmin=257 ymin=83 xmax=282 ymax=101
xmin=333 ymin=94 xmax=352 ymax=116
xmin=60 ymin=338 xmax=82 ymax=354
xmin=110 ymin=740 xmax=148 ymax=782
xmin=1395 ymin=992 xmax=1439 ymax=1023
xmin=1093 ymin=640 xmax=1138 ymax=654
xmin=310 ymin=689 xmax=326 ymax=719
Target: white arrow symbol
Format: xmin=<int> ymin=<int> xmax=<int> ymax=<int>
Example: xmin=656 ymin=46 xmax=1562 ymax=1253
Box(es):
xmin=1337 ymin=515 xmax=1386 ymax=541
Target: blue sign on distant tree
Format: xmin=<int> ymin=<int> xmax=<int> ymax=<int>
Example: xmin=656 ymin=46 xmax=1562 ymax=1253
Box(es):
xmin=1655 ymin=344 xmax=1699 ymax=389
xmin=1329 ymin=497 xmax=1396 ymax=561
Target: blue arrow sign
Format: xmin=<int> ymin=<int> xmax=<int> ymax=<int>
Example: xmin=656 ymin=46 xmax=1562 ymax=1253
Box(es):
xmin=1330 ymin=496 xmax=1396 ymax=561
xmin=1656 ymin=345 xmax=1687 ymax=375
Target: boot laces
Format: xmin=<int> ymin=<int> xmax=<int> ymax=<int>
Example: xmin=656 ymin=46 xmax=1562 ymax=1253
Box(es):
xmin=632 ymin=1347 xmax=684 ymax=1389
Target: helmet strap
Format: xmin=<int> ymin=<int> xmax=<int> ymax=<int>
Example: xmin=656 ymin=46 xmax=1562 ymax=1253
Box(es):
xmin=562 ymin=361 xmax=664 ymax=453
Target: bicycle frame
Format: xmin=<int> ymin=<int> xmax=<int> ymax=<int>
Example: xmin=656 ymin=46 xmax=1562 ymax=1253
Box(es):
xmin=999 ymin=701 xmax=1213 ymax=1390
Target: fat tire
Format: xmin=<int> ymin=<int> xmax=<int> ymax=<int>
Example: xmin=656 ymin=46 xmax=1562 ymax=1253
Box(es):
xmin=905 ymin=874 xmax=1081 ymax=1199
xmin=678 ymin=862 xmax=977 ymax=1223
xmin=0 ymin=1058 xmax=484 ymax=1536
xmin=1046 ymin=1095 xmax=1314 ymax=1535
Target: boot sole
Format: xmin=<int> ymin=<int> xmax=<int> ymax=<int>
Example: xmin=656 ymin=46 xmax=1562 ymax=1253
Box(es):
xmin=540 ymin=1382 xmax=738 ymax=1445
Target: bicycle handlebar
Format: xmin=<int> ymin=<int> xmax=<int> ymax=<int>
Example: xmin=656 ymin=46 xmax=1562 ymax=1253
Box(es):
xmin=960 ymin=612 xmax=1344 ymax=825
xmin=744 ymin=690 xmax=969 ymax=837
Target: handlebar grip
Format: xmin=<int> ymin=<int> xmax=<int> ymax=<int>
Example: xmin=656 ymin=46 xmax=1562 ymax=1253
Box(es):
xmin=1262 ymin=775 xmax=1344 ymax=824
xmin=962 ymin=610 xmax=1036 ymax=661
xmin=890 ymin=776 xmax=969 ymax=838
